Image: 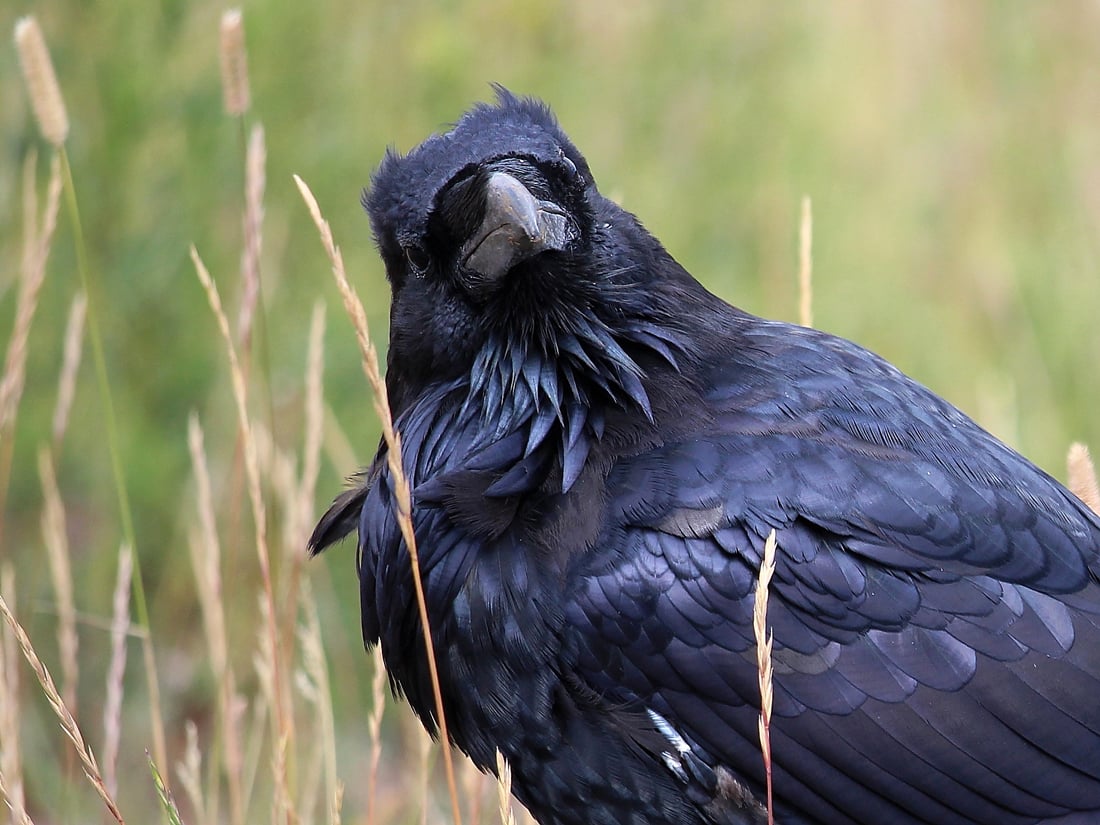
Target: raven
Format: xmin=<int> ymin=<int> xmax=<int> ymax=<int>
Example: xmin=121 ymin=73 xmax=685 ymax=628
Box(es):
xmin=311 ymin=90 xmax=1100 ymax=825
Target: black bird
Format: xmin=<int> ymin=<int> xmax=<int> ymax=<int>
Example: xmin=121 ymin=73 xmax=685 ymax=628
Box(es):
xmin=311 ymin=90 xmax=1100 ymax=825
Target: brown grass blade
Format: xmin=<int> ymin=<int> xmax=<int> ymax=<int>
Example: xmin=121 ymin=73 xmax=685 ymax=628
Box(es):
xmin=190 ymin=246 xmax=293 ymax=822
xmin=297 ymin=582 xmax=337 ymax=825
xmin=798 ymin=195 xmax=813 ymax=328
xmin=1068 ymin=442 xmax=1100 ymax=514
xmin=0 ymin=593 xmax=124 ymax=823
xmin=365 ymin=645 xmax=386 ymax=825
xmin=754 ymin=529 xmax=778 ymax=825
xmin=495 ymin=752 xmax=516 ymax=825
xmin=331 ymin=781 xmax=344 ymax=825
xmin=14 ymin=16 xmax=69 ymax=147
xmin=186 ymin=412 xmax=245 ymax=825
xmin=293 ymin=174 xmax=464 ymax=825
xmin=219 ymin=9 xmax=250 ymax=117
xmin=176 ymin=720 xmax=205 ymax=822
xmin=1 ymin=152 xmax=62 ymax=434
xmin=103 ymin=543 xmax=133 ymax=799
xmin=38 ymin=447 xmax=79 ymax=717
xmin=18 ymin=149 xmax=37 ymax=297
xmin=51 ymin=291 xmax=87 ymax=451
xmin=238 ymin=124 xmax=265 ymax=350
xmin=0 ymin=565 xmax=31 ymax=825
xmin=0 ymin=768 xmax=35 ymax=825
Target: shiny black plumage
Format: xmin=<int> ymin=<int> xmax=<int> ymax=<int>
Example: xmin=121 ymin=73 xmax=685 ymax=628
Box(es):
xmin=311 ymin=90 xmax=1100 ymax=825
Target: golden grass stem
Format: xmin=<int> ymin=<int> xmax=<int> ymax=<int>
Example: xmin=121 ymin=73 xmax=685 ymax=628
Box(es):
xmin=293 ymin=174 xmax=464 ymax=825
xmin=190 ymin=246 xmax=293 ymax=823
xmin=298 ymin=582 xmax=337 ymax=825
xmin=19 ymin=148 xmax=38 ymax=289
xmin=177 ymin=720 xmax=205 ymax=821
xmin=219 ymin=9 xmax=251 ymax=117
xmin=38 ymin=447 xmax=78 ymax=718
xmin=0 ymin=565 xmax=31 ymax=825
xmin=331 ymin=781 xmax=344 ymax=825
xmin=0 ymin=768 xmax=35 ymax=825
xmin=14 ymin=16 xmax=69 ymax=147
xmin=0 ymin=153 xmax=61 ymax=435
xmin=0 ymin=153 xmax=62 ymax=545
xmin=417 ymin=727 xmax=432 ymax=825
xmin=0 ymin=593 xmax=124 ymax=823
xmin=1068 ymin=443 xmax=1100 ymax=514
xmin=52 ymin=291 xmax=87 ymax=451
xmin=187 ymin=413 xmax=245 ymax=825
xmin=753 ymin=529 xmax=778 ymax=825
xmin=365 ymin=645 xmax=386 ymax=825
xmin=798 ymin=195 xmax=813 ymax=328
xmin=238 ymin=124 xmax=265 ymax=349
xmin=495 ymin=752 xmax=516 ymax=825
xmin=103 ymin=543 xmax=133 ymax=800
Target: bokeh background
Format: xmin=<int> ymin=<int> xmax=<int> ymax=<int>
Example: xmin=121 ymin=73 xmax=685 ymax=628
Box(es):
xmin=2 ymin=2 xmax=1099 ymax=823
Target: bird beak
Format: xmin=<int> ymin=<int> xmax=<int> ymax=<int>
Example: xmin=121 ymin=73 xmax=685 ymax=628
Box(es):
xmin=462 ymin=171 xmax=574 ymax=279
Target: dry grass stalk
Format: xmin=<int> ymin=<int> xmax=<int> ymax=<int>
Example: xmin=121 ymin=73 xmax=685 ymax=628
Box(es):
xmin=37 ymin=447 xmax=79 ymax=717
xmin=495 ymin=752 xmax=516 ymax=825
xmin=417 ymin=726 xmax=432 ymax=825
xmin=1 ymin=152 xmax=63 ymax=435
xmin=365 ymin=645 xmax=386 ymax=825
xmin=186 ymin=413 xmax=245 ymax=825
xmin=0 ymin=565 xmax=31 ymax=825
xmin=1068 ymin=443 xmax=1100 ymax=514
xmin=0 ymin=768 xmax=36 ymax=825
xmin=187 ymin=415 xmax=230 ymax=682
xmin=297 ymin=583 xmax=337 ymax=825
xmin=103 ymin=543 xmax=132 ymax=800
xmin=753 ymin=529 xmax=778 ymax=825
xmin=219 ymin=9 xmax=251 ymax=117
xmin=0 ymin=592 xmax=124 ymax=823
xmin=798 ymin=195 xmax=813 ymax=328
xmin=52 ymin=291 xmax=87 ymax=450
xmin=242 ymin=686 xmax=270 ymax=819
xmin=331 ymin=781 xmax=344 ymax=825
xmin=177 ymin=720 xmax=205 ymax=821
xmin=294 ymin=174 xmax=465 ymax=825
xmin=251 ymin=592 xmax=297 ymax=825
xmin=238 ymin=124 xmax=266 ymax=350
xmin=18 ymin=150 xmax=37 ymax=300
xmin=191 ymin=245 xmax=294 ymax=822
xmin=272 ymin=732 xmax=292 ymax=825
xmin=14 ymin=16 xmax=69 ymax=147
xmin=292 ymin=673 xmax=322 ymax=825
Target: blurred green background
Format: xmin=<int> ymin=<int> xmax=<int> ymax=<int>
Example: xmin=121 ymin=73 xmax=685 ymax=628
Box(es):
xmin=2 ymin=1 xmax=1099 ymax=821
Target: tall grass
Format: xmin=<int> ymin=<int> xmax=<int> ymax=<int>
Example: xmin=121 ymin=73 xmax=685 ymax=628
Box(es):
xmin=3 ymin=6 xmax=1099 ymax=825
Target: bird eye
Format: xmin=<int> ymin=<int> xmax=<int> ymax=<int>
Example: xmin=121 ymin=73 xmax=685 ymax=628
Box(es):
xmin=404 ymin=244 xmax=430 ymax=272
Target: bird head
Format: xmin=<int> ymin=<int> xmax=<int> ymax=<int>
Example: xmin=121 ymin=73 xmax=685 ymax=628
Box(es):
xmin=365 ymin=89 xmax=610 ymax=393
xmin=311 ymin=90 xmax=714 ymax=551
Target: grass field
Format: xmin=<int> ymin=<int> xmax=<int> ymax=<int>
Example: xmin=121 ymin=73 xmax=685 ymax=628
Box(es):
xmin=2 ymin=3 xmax=1099 ymax=823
